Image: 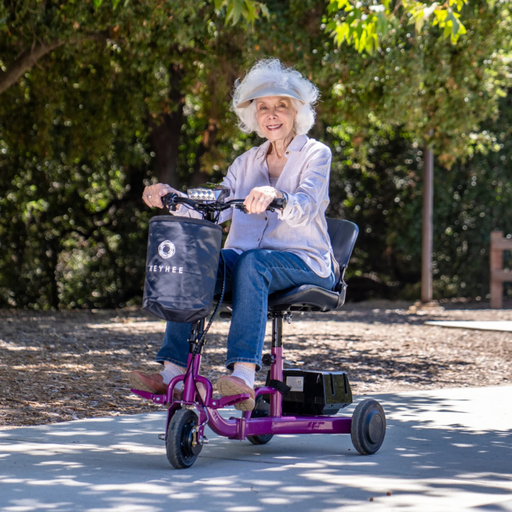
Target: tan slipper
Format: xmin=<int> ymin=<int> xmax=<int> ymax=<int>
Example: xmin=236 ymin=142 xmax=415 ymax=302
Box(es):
xmin=216 ymin=375 xmax=255 ymax=411
xmin=130 ymin=371 xmax=207 ymax=403
xmin=129 ymin=371 xmax=168 ymax=394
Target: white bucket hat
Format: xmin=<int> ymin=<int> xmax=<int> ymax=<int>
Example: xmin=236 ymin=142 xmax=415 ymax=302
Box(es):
xmin=235 ymin=84 xmax=306 ymax=109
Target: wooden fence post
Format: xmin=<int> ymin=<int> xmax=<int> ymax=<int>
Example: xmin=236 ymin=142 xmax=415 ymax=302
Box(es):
xmin=490 ymin=232 xmax=503 ymax=309
xmin=490 ymin=231 xmax=512 ymax=309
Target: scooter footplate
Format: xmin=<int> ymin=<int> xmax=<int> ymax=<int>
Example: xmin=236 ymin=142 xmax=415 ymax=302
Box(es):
xmin=130 ymin=388 xmax=167 ymax=404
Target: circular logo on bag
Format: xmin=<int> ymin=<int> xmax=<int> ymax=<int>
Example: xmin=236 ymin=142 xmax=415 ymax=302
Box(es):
xmin=158 ymin=240 xmax=176 ymax=259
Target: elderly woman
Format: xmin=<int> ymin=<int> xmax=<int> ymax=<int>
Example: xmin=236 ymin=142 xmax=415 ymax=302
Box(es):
xmin=130 ymin=59 xmax=337 ymax=411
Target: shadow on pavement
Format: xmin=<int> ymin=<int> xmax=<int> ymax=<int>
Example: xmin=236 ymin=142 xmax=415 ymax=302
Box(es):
xmin=1 ymin=387 xmax=511 ymax=511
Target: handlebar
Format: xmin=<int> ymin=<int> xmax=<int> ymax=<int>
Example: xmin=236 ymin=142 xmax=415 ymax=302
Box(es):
xmin=162 ymin=193 xmax=285 ymax=219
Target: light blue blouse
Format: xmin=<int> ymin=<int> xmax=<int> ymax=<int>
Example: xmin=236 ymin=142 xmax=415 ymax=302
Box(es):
xmin=175 ymin=134 xmax=337 ymax=279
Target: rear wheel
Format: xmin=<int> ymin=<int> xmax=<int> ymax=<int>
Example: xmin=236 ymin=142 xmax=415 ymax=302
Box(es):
xmin=351 ymin=399 xmax=386 ymax=455
xmin=247 ymin=396 xmax=274 ymax=445
xmin=166 ymin=408 xmax=203 ymax=469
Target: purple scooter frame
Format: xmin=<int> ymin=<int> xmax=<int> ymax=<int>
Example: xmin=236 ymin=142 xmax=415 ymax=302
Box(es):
xmin=131 ymin=316 xmax=352 ymax=445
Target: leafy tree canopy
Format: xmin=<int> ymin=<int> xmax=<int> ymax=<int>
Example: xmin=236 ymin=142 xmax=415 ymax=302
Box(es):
xmin=0 ymin=0 xmax=267 ymax=94
xmin=1 ymin=0 xmax=511 ymax=308
xmin=324 ymin=0 xmax=512 ymax=164
xmin=327 ymin=0 xmax=470 ymax=55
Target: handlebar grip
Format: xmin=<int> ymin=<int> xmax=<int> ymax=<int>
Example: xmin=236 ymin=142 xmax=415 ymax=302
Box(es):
xmin=234 ymin=197 xmax=285 ymax=214
xmin=268 ymin=198 xmax=285 ymax=210
xmin=162 ymin=193 xmax=178 ymax=210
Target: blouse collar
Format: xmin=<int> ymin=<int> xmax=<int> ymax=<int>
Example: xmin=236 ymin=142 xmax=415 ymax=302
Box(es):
xmin=256 ymin=134 xmax=309 ymax=160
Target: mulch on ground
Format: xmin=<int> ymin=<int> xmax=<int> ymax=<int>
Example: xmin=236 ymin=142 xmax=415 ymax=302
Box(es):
xmin=1 ymin=302 xmax=511 ymax=429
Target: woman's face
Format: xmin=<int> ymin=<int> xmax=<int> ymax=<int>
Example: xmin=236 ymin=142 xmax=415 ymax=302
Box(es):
xmin=255 ymin=96 xmax=296 ymax=142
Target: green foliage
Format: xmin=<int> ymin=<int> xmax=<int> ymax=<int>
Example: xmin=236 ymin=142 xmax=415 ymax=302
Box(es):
xmin=214 ymin=0 xmax=270 ymax=25
xmin=323 ymin=0 xmax=511 ymax=166
xmin=325 ymin=92 xmax=512 ymax=301
xmin=0 ymin=0 xmax=274 ymax=308
xmin=320 ymin=0 xmax=512 ymax=301
xmin=431 ymin=93 xmax=512 ymax=299
xmin=0 ymin=0 xmax=511 ymax=308
xmin=0 ymin=45 xmax=152 ymax=308
xmin=327 ymin=0 xmax=468 ymax=55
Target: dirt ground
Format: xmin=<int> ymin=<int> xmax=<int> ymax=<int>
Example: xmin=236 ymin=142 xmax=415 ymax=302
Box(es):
xmin=1 ymin=301 xmax=511 ymax=429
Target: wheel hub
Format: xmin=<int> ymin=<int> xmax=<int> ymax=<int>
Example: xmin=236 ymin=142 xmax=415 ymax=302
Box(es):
xmin=182 ymin=424 xmax=202 ymax=457
xmin=367 ymin=411 xmax=384 ymax=443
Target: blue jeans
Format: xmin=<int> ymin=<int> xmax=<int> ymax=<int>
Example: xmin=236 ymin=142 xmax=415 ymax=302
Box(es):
xmin=156 ymin=249 xmax=335 ymax=371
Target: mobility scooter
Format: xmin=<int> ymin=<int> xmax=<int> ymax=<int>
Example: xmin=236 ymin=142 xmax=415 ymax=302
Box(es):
xmin=131 ymin=187 xmax=386 ymax=469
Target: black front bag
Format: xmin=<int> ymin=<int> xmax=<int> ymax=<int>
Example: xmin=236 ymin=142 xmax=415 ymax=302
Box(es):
xmin=143 ymin=216 xmax=223 ymax=323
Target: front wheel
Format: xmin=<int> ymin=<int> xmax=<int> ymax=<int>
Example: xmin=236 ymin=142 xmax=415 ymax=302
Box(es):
xmin=166 ymin=408 xmax=203 ymax=469
xmin=351 ymin=399 xmax=386 ymax=455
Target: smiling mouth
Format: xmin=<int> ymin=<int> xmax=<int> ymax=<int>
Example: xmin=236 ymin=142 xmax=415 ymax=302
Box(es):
xmin=266 ymin=124 xmax=283 ymax=131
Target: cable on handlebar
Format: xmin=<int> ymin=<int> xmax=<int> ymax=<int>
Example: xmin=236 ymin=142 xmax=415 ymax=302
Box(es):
xmin=183 ymin=251 xmax=226 ymax=407
xmin=195 ymin=251 xmax=226 ymax=352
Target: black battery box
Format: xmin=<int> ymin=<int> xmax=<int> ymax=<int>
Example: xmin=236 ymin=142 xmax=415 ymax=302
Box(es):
xmin=267 ymin=369 xmax=353 ymax=416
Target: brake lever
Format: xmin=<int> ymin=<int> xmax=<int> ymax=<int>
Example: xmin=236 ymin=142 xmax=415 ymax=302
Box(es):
xmin=234 ymin=203 xmax=248 ymax=214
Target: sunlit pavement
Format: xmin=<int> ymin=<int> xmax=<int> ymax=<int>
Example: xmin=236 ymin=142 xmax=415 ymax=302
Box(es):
xmin=1 ymin=386 xmax=511 ymax=512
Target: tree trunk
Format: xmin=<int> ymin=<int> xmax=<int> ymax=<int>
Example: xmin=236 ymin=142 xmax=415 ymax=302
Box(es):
xmin=421 ymin=142 xmax=434 ymax=303
xmin=49 ymin=244 xmax=60 ymax=309
xmin=188 ymin=120 xmax=219 ymax=186
xmin=147 ymin=63 xmax=185 ymax=187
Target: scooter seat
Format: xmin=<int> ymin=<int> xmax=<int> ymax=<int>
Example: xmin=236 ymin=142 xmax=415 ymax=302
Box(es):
xmin=268 ymin=283 xmax=347 ymax=312
xmin=217 ymin=219 xmax=358 ymax=317
xmin=217 ymin=283 xmax=345 ymax=315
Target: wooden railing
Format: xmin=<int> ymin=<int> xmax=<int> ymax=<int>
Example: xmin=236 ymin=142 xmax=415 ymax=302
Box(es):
xmin=490 ymin=231 xmax=512 ymax=309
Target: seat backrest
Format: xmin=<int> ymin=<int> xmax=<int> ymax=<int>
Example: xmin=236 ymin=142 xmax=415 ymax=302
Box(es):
xmin=327 ymin=218 xmax=359 ymax=286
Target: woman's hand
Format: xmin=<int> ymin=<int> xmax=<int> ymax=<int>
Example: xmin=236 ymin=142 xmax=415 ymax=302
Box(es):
xmin=244 ymin=186 xmax=283 ymax=214
xmin=143 ymin=183 xmax=176 ymax=208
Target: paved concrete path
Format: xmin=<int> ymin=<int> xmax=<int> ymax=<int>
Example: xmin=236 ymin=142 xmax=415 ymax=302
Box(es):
xmin=1 ymin=386 xmax=511 ymax=512
xmin=425 ymin=321 xmax=512 ymax=332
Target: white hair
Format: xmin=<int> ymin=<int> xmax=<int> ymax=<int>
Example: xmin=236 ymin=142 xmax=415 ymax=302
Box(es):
xmin=232 ymin=59 xmax=319 ymax=136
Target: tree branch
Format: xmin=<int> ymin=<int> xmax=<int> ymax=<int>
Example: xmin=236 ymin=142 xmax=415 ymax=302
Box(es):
xmin=0 ymin=32 xmax=110 ymax=95
xmin=0 ymin=40 xmax=63 ymax=94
